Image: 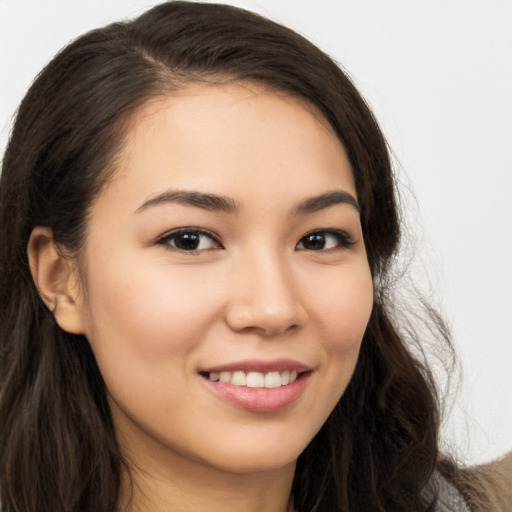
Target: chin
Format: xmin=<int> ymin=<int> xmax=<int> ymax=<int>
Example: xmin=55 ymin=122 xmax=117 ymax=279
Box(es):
xmin=197 ymin=433 xmax=310 ymax=475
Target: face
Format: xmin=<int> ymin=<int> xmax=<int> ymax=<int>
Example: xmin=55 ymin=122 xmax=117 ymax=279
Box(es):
xmin=76 ymin=83 xmax=373 ymax=476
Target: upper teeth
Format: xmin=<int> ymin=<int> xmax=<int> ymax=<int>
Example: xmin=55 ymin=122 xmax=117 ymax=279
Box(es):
xmin=208 ymin=370 xmax=298 ymax=388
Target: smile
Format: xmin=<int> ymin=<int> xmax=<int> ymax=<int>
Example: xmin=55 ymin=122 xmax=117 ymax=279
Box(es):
xmin=199 ymin=361 xmax=312 ymax=412
xmin=206 ymin=370 xmax=298 ymax=388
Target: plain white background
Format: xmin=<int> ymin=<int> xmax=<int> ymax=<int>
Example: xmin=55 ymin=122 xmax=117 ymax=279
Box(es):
xmin=1 ymin=0 xmax=511 ymax=465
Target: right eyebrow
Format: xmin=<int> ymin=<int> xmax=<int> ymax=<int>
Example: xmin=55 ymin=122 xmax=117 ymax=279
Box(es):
xmin=135 ymin=189 xmax=240 ymax=214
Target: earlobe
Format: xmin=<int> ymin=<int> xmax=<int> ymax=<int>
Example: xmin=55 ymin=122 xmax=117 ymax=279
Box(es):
xmin=27 ymin=226 xmax=86 ymax=335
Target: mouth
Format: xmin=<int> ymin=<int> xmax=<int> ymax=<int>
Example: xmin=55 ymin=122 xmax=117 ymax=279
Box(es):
xmin=198 ymin=360 xmax=312 ymax=412
xmin=200 ymin=369 xmax=304 ymax=388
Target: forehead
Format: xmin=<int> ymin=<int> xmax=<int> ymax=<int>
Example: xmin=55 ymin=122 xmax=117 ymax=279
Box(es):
xmin=94 ymin=82 xmax=355 ymax=215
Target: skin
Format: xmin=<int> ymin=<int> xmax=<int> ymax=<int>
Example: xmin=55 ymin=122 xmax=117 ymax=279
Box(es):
xmin=29 ymin=83 xmax=374 ymax=511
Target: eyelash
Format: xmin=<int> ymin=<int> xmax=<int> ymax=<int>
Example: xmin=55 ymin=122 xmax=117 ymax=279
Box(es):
xmin=156 ymin=228 xmax=354 ymax=253
xmin=296 ymin=229 xmax=355 ymax=251
xmin=156 ymin=228 xmax=223 ymax=253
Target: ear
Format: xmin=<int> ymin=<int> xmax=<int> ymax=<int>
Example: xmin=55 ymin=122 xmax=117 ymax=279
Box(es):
xmin=27 ymin=226 xmax=86 ymax=335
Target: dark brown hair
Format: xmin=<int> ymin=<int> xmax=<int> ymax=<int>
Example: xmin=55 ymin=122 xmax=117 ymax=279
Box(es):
xmin=0 ymin=2 xmax=461 ymax=511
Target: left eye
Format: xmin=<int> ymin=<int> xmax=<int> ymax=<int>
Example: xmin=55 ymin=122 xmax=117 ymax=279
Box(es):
xmin=158 ymin=229 xmax=221 ymax=252
xmin=296 ymin=230 xmax=353 ymax=251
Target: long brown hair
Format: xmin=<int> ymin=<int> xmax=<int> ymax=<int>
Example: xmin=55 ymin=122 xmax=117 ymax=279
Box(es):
xmin=0 ymin=2 xmax=465 ymax=511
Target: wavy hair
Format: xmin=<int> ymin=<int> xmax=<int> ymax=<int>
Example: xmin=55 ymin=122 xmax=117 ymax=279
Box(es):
xmin=0 ymin=2 xmax=475 ymax=511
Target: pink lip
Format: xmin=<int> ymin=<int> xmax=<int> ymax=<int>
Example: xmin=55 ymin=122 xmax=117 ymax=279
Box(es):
xmin=200 ymin=358 xmax=310 ymax=374
xmin=199 ymin=359 xmax=312 ymax=413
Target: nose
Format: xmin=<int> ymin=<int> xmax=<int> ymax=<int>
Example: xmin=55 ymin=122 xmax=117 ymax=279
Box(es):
xmin=225 ymin=249 xmax=308 ymax=337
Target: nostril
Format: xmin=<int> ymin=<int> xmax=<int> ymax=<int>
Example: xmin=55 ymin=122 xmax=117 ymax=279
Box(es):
xmin=225 ymin=301 xmax=307 ymax=336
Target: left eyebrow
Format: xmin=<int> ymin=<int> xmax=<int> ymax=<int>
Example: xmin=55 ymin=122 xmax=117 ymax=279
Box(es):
xmin=292 ymin=190 xmax=360 ymax=215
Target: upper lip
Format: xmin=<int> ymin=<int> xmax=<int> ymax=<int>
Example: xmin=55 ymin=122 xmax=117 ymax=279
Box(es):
xmin=199 ymin=358 xmax=311 ymax=374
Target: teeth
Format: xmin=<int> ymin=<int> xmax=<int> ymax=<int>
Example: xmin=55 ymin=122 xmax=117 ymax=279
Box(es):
xmin=264 ymin=371 xmax=281 ymax=388
xmin=219 ymin=371 xmax=231 ymax=383
xmin=206 ymin=369 xmax=302 ymax=388
xmin=231 ymin=371 xmax=247 ymax=386
xmin=247 ymin=372 xmax=265 ymax=388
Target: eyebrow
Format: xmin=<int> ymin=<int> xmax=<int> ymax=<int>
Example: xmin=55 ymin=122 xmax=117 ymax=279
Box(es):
xmin=135 ymin=190 xmax=240 ymax=214
xmin=292 ymin=190 xmax=360 ymax=215
xmin=135 ymin=189 xmax=359 ymax=215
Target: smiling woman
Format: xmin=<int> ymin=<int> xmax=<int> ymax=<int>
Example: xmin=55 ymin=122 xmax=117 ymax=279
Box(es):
xmin=0 ymin=2 xmax=509 ymax=512
xmin=49 ymin=85 xmax=373 ymax=481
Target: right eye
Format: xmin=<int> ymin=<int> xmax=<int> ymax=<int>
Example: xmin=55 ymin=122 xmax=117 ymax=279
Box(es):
xmin=157 ymin=228 xmax=222 ymax=253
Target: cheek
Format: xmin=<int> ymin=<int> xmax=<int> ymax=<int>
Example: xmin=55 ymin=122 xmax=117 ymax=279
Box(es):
xmin=313 ymin=261 xmax=374 ymax=344
xmin=80 ymin=255 xmax=222 ymax=390
xmin=314 ymin=262 xmax=374 ymax=394
xmin=79 ymin=258 xmax=224 ymax=444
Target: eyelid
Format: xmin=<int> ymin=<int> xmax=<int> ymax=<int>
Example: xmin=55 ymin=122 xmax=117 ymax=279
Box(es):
xmin=296 ymin=229 xmax=355 ymax=250
xmin=155 ymin=227 xmax=223 ymax=251
xmin=153 ymin=227 xmax=354 ymax=253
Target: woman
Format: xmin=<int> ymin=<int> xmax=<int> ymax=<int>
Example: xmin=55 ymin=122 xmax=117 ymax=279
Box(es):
xmin=0 ymin=2 xmax=509 ymax=511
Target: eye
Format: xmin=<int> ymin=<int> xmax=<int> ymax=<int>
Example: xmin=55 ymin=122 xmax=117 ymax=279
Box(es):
xmin=157 ymin=228 xmax=222 ymax=252
xmin=296 ymin=230 xmax=354 ymax=251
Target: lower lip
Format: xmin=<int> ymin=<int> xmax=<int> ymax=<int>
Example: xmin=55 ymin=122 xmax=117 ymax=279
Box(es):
xmin=201 ymin=373 xmax=310 ymax=413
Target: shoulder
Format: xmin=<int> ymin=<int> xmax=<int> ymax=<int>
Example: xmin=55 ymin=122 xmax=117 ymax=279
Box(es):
xmin=435 ymin=473 xmax=472 ymax=512
xmin=429 ymin=452 xmax=512 ymax=512
xmin=423 ymin=472 xmax=472 ymax=512
xmin=461 ymin=452 xmax=512 ymax=512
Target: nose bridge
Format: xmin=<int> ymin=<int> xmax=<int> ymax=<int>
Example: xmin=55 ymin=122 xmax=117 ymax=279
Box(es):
xmin=226 ymin=242 xmax=306 ymax=335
